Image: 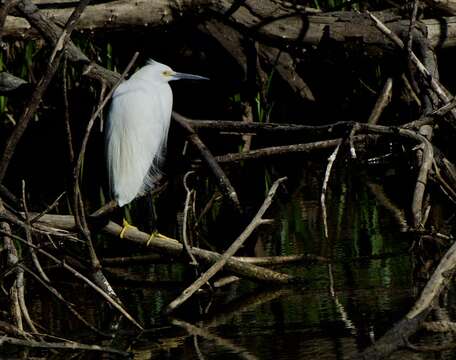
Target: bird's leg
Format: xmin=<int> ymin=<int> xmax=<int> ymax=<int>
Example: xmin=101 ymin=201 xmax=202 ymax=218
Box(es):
xmin=119 ymin=218 xmax=138 ymax=239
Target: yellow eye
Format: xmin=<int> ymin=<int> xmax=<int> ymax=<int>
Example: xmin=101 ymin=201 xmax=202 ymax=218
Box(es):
xmin=162 ymin=70 xmax=173 ymax=77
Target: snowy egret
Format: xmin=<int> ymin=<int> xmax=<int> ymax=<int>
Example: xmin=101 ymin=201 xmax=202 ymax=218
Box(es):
xmin=106 ymin=59 xmax=208 ymax=207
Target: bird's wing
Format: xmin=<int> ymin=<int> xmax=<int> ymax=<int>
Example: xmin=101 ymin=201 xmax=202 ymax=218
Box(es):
xmin=106 ymin=81 xmax=172 ymax=206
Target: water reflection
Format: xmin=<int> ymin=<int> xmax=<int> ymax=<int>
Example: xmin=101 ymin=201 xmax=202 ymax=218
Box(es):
xmin=133 ymin=167 xmax=415 ymax=359
xmin=131 ymin=286 xmax=414 ymax=359
xmin=12 ymin=167 xmax=420 ymax=359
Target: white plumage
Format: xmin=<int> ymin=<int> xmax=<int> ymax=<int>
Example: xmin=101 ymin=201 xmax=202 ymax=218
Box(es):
xmin=106 ymin=60 xmax=207 ymax=207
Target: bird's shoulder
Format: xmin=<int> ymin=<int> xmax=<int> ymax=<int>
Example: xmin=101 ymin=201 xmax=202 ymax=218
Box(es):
xmin=113 ymin=78 xmax=169 ymax=99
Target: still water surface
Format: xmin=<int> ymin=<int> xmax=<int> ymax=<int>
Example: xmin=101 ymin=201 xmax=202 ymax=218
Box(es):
xmin=126 ymin=170 xmax=416 ymax=359
xmin=21 ymin=167 xmax=430 ymax=359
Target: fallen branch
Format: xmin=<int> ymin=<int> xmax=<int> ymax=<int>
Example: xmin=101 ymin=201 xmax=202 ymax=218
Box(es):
xmin=29 ymin=213 xmax=301 ymax=285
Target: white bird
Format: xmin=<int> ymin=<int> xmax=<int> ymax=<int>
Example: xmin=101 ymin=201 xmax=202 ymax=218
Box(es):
xmin=106 ymin=59 xmax=208 ymax=207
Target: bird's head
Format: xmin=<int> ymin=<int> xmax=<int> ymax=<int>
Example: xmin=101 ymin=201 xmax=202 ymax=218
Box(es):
xmin=147 ymin=59 xmax=209 ymax=83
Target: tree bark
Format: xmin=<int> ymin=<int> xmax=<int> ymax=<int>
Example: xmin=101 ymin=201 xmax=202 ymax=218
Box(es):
xmin=3 ymin=0 xmax=456 ymax=49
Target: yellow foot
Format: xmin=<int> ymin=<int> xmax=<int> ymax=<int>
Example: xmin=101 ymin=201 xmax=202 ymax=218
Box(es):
xmin=147 ymin=231 xmax=173 ymax=246
xmin=119 ymin=219 xmax=137 ymax=239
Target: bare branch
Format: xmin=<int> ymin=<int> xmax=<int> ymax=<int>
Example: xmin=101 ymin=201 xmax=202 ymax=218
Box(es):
xmin=165 ymin=177 xmax=287 ymax=313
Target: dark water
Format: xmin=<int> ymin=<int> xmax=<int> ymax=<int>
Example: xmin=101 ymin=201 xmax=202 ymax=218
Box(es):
xmin=5 ymin=166 xmax=434 ymax=359
xmin=124 ymin=175 xmax=416 ymax=360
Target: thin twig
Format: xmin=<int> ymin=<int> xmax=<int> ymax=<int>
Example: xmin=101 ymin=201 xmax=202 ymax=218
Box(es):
xmin=366 ymin=182 xmax=409 ymax=231
xmin=195 ymin=192 xmax=222 ymax=228
xmin=320 ymin=142 xmax=342 ymax=239
xmin=19 ymin=264 xmax=112 ymax=337
xmin=212 ymin=137 xmax=349 ymax=163
xmin=21 ymin=180 xmax=51 ymax=283
xmin=0 ymin=0 xmax=92 ymax=183
xmin=182 ymin=171 xmax=198 ymax=266
xmin=72 ymin=52 xmax=138 ymax=308
xmin=29 ymin=191 xmax=66 ymax=224
xmin=367 ymin=77 xmax=393 ymax=125
xmin=165 ymin=177 xmax=287 ymax=314
xmin=16 ymin=268 xmax=39 ymax=334
xmin=1 ymin=199 xmax=23 ymax=332
xmin=405 ymin=0 xmax=420 ymax=102
xmin=173 ymin=112 xmax=242 ymax=213
xmin=0 ymin=228 xmax=143 ymax=330
xmin=62 ymin=58 xmax=75 ymax=163
xmin=367 ymin=11 xmax=456 ymax=124
xmin=348 ymin=124 xmax=358 ymax=159
xmin=235 ymin=253 xmax=329 ymax=264
xmin=0 ymin=184 xmax=19 ymax=205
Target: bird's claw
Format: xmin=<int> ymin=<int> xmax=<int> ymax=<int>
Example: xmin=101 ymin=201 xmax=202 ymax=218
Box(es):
xmin=146 ymin=231 xmax=172 ymax=246
xmin=146 ymin=231 xmax=156 ymax=246
xmin=119 ymin=219 xmax=137 ymax=239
